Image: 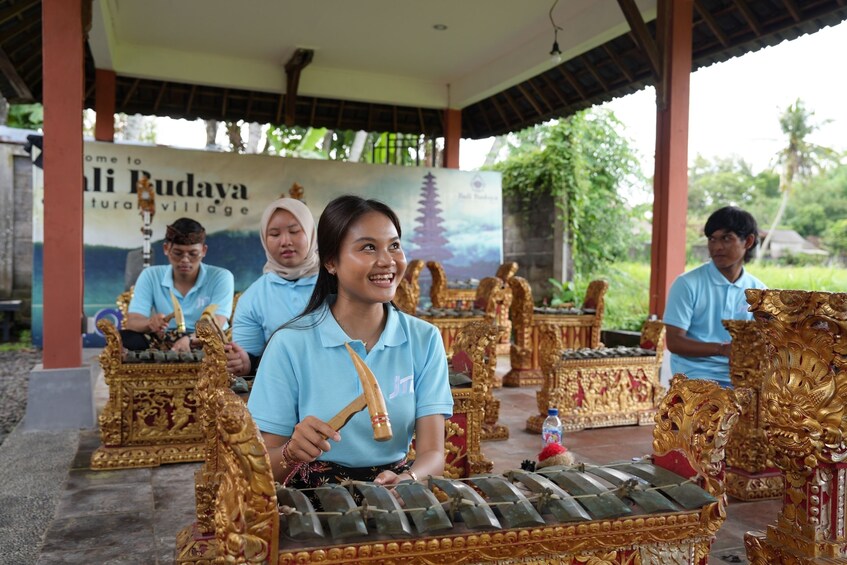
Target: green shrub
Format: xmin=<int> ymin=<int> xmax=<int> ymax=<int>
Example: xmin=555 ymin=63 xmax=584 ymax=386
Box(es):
xmin=586 ymin=261 xmax=847 ymax=332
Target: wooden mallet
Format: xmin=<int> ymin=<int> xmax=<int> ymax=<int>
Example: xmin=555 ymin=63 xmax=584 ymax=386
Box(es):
xmin=327 ymin=343 xmax=393 ymax=441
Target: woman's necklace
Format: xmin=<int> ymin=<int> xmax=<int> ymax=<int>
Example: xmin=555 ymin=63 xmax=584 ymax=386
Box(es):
xmin=333 ymin=312 xmax=382 ymax=348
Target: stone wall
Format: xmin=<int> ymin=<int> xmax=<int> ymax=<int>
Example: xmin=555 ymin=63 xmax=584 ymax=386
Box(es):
xmin=0 ymin=137 xmax=33 ymax=325
xmin=502 ymin=192 xmax=570 ymax=303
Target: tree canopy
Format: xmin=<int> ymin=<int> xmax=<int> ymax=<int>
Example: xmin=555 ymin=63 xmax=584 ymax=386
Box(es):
xmin=493 ymin=109 xmax=646 ymax=277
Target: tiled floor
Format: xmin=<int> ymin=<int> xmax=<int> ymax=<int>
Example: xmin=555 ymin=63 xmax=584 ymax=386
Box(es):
xmin=36 ymin=357 xmax=782 ymax=564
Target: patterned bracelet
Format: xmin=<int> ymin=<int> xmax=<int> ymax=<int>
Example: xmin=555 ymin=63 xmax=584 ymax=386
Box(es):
xmin=280 ymin=440 xmax=300 ymax=468
xmin=406 ymin=468 xmax=419 ymax=482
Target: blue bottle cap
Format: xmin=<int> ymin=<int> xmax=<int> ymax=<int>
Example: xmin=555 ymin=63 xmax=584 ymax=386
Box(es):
xmin=547 ymin=408 xmax=558 ymax=416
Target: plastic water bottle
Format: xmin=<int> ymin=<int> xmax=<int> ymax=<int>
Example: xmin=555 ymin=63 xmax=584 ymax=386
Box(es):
xmin=541 ymin=408 xmax=563 ymax=448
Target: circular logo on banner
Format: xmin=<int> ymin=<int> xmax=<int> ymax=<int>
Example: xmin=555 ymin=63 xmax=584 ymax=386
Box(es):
xmin=94 ymin=308 xmax=122 ymax=335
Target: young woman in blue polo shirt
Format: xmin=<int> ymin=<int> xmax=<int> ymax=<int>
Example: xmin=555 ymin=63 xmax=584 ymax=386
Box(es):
xmin=247 ymin=195 xmax=453 ymax=489
xmin=225 ymin=197 xmax=319 ymax=376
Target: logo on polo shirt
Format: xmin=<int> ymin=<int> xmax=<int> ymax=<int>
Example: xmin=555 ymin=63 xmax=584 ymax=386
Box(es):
xmin=388 ymin=375 xmax=414 ymax=399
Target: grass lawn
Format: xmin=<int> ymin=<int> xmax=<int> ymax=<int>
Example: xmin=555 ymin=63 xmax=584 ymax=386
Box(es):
xmin=578 ymin=261 xmax=847 ymax=331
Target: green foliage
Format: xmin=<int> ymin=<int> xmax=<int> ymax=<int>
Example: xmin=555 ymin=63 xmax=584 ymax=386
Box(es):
xmin=787 ymin=165 xmax=847 ymax=237
xmin=7 ymin=104 xmax=43 ymax=129
xmin=824 ymin=218 xmax=847 ymax=257
xmin=494 ymin=109 xmax=645 ymax=276
xmin=0 ymin=330 xmax=33 ymax=352
xmin=593 ymin=262 xmax=847 ymax=331
xmin=547 ymin=278 xmax=577 ymax=306
xmin=575 ymin=263 xmax=650 ymax=331
xmin=744 ymin=263 xmax=847 ymax=291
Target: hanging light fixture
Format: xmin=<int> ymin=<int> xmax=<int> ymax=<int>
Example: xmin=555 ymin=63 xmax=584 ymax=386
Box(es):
xmin=549 ymin=0 xmax=562 ymax=64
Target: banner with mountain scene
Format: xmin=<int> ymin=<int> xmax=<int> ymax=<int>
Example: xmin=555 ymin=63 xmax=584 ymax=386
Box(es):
xmin=31 ymin=141 xmax=502 ymax=346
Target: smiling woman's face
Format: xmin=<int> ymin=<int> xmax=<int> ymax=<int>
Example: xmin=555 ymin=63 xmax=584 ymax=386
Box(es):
xmin=327 ymin=211 xmax=407 ymax=306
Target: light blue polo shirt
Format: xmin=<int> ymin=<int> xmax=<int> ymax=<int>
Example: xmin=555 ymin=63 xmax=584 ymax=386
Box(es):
xmin=664 ymin=261 xmax=766 ymax=384
xmin=247 ymin=300 xmax=453 ymax=467
xmin=128 ymin=263 xmax=235 ymax=332
xmin=231 ymin=272 xmax=317 ymax=356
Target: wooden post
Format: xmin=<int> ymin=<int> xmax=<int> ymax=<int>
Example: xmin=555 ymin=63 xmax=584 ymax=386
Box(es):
xmin=94 ymin=69 xmax=116 ymax=142
xmin=443 ymin=109 xmax=461 ymax=169
xmin=42 ymin=0 xmax=84 ymax=368
xmin=649 ymin=0 xmax=692 ymax=317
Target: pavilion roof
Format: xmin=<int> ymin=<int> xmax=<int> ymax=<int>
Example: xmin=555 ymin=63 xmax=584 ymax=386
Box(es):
xmin=1 ymin=0 xmax=845 ymax=139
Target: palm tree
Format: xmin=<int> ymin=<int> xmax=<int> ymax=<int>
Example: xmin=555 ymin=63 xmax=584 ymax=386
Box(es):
xmin=759 ymin=99 xmax=835 ymax=259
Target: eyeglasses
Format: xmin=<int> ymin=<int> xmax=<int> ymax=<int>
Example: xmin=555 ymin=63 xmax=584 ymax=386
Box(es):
xmin=169 ymin=249 xmax=203 ymax=261
xmin=707 ymin=233 xmax=741 ymax=245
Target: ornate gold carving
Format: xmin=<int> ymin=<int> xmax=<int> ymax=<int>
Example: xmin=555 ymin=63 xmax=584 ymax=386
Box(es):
xmin=475 ymin=276 xmax=513 ymax=356
xmin=504 ymin=277 xmax=608 ymax=387
xmin=744 ymin=289 xmax=847 ymax=562
xmin=453 ymin=320 xmax=508 ymax=442
xmin=213 ymin=389 xmax=279 ymax=564
xmin=177 ymin=371 xmax=740 ymax=564
xmin=395 ymin=259 xmax=424 ymax=315
xmin=116 ymin=287 xmax=134 ymax=329
xmin=722 ymin=319 xmax=783 ymax=501
xmin=528 ymin=321 xmax=665 ymax=433
xmin=192 ymin=317 xmax=233 ymax=533
xmin=653 ymin=374 xmax=750 ymax=507
xmin=419 ymin=278 xmax=508 ymax=361
xmin=495 ymin=261 xmax=519 ymax=283
xmin=93 ymin=319 xmax=217 ymax=469
xmin=426 ymin=260 xmax=476 ymax=309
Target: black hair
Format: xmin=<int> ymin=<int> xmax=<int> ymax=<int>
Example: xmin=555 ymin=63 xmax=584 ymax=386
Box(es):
xmin=275 ymin=195 xmax=402 ymax=334
xmin=704 ymin=206 xmax=759 ymax=263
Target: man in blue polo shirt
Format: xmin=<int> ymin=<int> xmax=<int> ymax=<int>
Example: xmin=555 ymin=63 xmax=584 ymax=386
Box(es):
xmin=123 ymin=217 xmax=234 ymax=351
xmin=663 ymin=206 xmax=766 ymax=385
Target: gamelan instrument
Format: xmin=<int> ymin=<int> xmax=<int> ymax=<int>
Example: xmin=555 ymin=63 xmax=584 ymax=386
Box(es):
xmin=275 ymin=462 xmax=716 ymax=548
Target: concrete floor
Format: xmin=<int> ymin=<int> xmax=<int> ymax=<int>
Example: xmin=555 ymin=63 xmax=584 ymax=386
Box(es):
xmin=28 ymin=357 xmax=781 ymax=564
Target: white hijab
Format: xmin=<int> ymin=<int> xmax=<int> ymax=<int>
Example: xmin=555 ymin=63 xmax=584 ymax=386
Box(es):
xmin=259 ymin=197 xmax=319 ymax=280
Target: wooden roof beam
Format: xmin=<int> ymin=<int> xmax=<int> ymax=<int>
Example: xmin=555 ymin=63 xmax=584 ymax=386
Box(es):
xmin=121 ymin=78 xmax=140 ymax=107
xmin=556 ymin=66 xmax=588 ymax=100
xmin=732 ymin=0 xmax=763 ymax=36
xmin=501 ymin=89 xmax=526 ymax=122
xmin=0 ymin=0 xmax=38 ymax=27
xmin=153 ymin=81 xmax=167 ymax=113
xmin=524 ymin=77 xmax=556 ymax=114
xmin=489 ymin=95 xmax=511 ymax=129
xmin=780 ymin=0 xmax=801 ymax=22
xmin=616 ymin=0 xmax=661 ymax=80
xmin=580 ymin=57 xmax=610 ymax=91
xmin=516 ymin=83 xmax=545 ymax=116
xmin=1 ymin=16 xmax=40 ymax=45
xmin=284 ymin=48 xmax=314 ymax=126
xmin=693 ymin=0 xmax=730 ymax=47
xmin=0 ymin=45 xmax=32 ymax=100
xmin=539 ymin=72 xmax=571 ymax=109
xmin=335 ymin=99 xmax=345 ymax=129
xmin=186 ymin=84 xmax=196 ymax=115
xmin=602 ymin=44 xmax=634 ymax=82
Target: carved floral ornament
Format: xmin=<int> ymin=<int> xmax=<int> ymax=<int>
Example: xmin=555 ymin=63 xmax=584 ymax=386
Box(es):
xmin=746 ymin=289 xmax=847 ymax=474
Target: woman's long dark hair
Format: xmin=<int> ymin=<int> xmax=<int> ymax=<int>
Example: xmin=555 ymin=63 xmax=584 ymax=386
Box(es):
xmin=278 ymin=195 xmax=402 ymax=332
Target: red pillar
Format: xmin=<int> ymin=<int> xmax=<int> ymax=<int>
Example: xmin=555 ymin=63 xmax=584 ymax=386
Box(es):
xmin=649 ymin=0 xmax=692 ymax=317
xmin=42 ymin=0 xmax=84 ymax=368
xmin=443 ymin=109 xmax=461 ymax=169
xmin=94 ymin=69 xmax=116 ymax=142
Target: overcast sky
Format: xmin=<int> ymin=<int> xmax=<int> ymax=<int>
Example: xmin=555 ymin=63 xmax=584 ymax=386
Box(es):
xmin=461 ymin=19 xmax=847 ymax=175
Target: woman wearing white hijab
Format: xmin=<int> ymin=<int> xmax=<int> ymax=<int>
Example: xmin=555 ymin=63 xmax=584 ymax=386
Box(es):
xmin=226 ymin=197 xmax=319 ymax=376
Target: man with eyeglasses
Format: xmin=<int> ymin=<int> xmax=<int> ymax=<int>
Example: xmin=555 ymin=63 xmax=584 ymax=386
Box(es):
xmin=122 ymin=217 xmax=234 ymax=351
xmin=663 ymin=206 xmax=766 ymax=385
